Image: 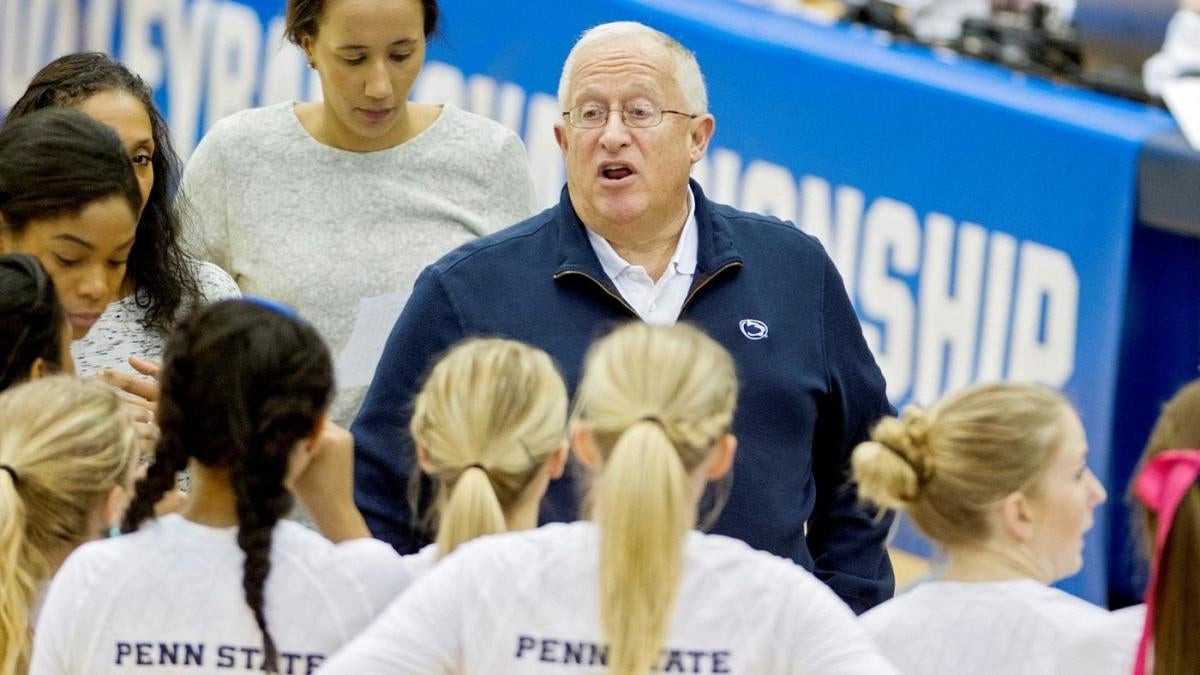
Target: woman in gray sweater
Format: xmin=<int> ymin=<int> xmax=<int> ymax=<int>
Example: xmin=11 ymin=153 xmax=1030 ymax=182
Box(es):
xmin=181 ymin=0 xmax=536 ymax=423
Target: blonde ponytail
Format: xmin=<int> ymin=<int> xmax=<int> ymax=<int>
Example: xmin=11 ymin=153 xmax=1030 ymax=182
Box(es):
xmin=0 ymin=376 xmax=137 ymax=675
xmin=574 ymin=323 xmax=738 ymax=675
xmin=411 ymin=339 xmax=568 ymax=558
xmin=435 ymin=465 xmax=507 ymax=557
xmin=0 ymin=473 xmax=33 ymax=675
xmin=596 ymin=421 xmax=692 ymax=675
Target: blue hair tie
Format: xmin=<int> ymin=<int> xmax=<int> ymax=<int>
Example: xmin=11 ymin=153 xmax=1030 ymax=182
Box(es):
xmin=242 ymin=296 xmax=299 ymax=319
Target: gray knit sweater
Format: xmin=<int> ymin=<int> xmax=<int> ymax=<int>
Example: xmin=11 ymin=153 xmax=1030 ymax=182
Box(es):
xmin=181 ymin=102 xmax=536 ymax=422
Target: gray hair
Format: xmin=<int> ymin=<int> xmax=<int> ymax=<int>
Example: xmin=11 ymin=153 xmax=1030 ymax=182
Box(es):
xmin=556 ymin=21 xmax=708 ymax=114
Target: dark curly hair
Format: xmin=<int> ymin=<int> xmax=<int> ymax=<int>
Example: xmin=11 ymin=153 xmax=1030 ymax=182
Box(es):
xmin=122 ymin=299 xmax=333 ymax=672
xmin=0 ymin=255 xmax=67 ymax=390
xmin=5 ymin=52 xmax=199 ymax=333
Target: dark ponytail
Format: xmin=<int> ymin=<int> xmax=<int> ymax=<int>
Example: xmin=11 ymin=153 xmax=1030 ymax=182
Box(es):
xmin=0 ymin=255 xmax=66 ymax=390
xmin=122 ymin=299 xmax=333 ymax=671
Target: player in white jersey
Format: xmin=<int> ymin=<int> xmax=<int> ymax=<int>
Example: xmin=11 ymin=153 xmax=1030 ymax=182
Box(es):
xmin=854 ymin=382 xmax=1110 ymax=675
xmin=1065 ymin=378 xmax=1200 ymax=675
xmin=0 ymin=377 xmax=138 ymax=675
xmin=399 ymin=338 xmax=568 ymax=580
xmin=30 ymin=299 xmax=409 ymax=674
xmin=320 ymin=322 xmax=898 ymax=674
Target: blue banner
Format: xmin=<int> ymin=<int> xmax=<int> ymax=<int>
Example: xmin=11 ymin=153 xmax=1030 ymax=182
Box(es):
xmin=0 ymin=0 xmax=1179 ymax=604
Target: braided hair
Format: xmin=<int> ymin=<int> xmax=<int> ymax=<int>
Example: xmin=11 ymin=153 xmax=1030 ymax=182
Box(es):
xmin=0 ymin=255 xmax=67 ymax=390
xmin=121 ymin=299 xmax=333 ymax=671
xmin=5 ymin=52 xmax=199 ymax=333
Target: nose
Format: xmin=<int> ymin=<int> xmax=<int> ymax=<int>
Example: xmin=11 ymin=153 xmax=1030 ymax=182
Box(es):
xmin=598 ymin=109 xmax=631 ymax=153
xmin=1089 ymin=470 xmax=1108 ymax=506
xmin=76 ymin=264 xmax=108 ymax=303
xmin=364 ymin=59 xmax=393 ymax=100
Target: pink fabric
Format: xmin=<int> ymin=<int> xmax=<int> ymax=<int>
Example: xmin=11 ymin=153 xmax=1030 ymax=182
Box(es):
xmin=1131 ymin=449 xmax=1200 ymax=675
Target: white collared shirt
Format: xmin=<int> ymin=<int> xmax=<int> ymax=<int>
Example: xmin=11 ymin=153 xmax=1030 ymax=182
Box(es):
xmin=585 ymin=195 xmax=698 ymax=325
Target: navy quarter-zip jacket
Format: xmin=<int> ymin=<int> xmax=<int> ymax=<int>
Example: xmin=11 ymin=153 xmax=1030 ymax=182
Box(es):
xmin=352 ymin=180 xmax=896 ymax=612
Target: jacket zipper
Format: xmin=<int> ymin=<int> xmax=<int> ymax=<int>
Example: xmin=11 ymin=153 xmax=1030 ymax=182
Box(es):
xmin=681 ymin=261 xmax=743 ymax=312
xmin=554 ymin=260 xmax=742 ymax=318
xmin=552 ymin=270 xmax=639 ymax=316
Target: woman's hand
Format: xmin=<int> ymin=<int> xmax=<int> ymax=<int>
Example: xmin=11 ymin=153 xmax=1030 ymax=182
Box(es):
xmin=100 ymin=357 xmax=163 ymax=456
xmin=100 ymin=356 xmax=161 ymax=401
xmin=292 ymin=419 xmax=372 ymax=543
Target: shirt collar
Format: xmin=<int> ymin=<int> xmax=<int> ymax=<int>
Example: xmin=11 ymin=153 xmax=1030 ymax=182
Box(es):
xmin=584 ymin=192 xmax=698 ymax=280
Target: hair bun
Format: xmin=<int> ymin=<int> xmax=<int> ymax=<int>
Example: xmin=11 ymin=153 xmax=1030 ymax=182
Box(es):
xmin=885 ymin=407 xmax=936 ymax=485
xmin=851 ymin=438 xmax=921 ymax=509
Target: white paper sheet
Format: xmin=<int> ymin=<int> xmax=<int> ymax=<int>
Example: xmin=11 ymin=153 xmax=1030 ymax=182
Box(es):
xmin=336 ymin=291 xmax=410 ymax=389
xmin=1163 ymin=78 xmax=1200 ymax=151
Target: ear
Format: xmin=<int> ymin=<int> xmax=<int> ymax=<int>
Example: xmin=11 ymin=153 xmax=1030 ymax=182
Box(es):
xmin=29 ymin=357 xmax=51 ymax=380
xmin=285 ymin=415 xmax=326 ymax=486
xmin=999 ymin=491 xmax=1036 ymax=543
xmin=0 ymin=225 xmax=14 ymax=253
xmin=554 ymin=122 xmax=569 ymax=159
xmin=416 ymin=445 xmax=435 ymax=474
xmin=544 ymin=440 xmax=569 ymax=480
xmin=705 ymin=433 xmax=737 ymax=480
xmin=571 ymin=423 xmax=601 ymax=470
xmin=688 ymin=114 xmax=716 ymax=164
xmin=98 ymin=484 xmax=130 ymax=530
xmin=300 ymin=34 xmax=316 ymax=67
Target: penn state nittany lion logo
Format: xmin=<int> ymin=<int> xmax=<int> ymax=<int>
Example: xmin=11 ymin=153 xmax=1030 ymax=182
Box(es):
xmin=739 ymin=319 xmax=768 ymax=340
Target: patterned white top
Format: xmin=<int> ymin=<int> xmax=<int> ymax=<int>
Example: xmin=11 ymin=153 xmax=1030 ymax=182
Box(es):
xmin=71 ymin=260 xmax=240 ymax=376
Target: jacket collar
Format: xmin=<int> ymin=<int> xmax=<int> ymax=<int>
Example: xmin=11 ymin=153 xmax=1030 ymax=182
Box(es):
xmin=554 ymin=179 xmax=742 ymax=280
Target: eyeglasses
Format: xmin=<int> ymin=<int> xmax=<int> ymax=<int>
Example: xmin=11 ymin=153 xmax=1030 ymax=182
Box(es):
xmin=562 ymin=102 xmax=697 ymax=129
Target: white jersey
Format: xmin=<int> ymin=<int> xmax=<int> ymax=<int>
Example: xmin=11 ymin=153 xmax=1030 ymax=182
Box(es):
xmin=1060 ymin=604 xmax=1145 ymax=675
xmin=320 ymin=521 xmax=898 ymax=674
xmin=861 ymin=578 xmax=1111 ymax=675
xmin=397 ymin=543 xmax=440 ymax=580
xmin=30 ymin=514 xmax=409 ymax=674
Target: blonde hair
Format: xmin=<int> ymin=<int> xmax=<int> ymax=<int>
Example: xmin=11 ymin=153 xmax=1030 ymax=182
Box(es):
xmin=573 ymin=323 xmax=737 ymax=675
xmin=410 ymin=339 xmax=567 ymax=558
xmin=0 ymin=376 xmax=137 ymax=674
xmin=557 ymin=21 xmax=709 ymax=114
xmin=852 ymin=382 xmax=1071 ymax=548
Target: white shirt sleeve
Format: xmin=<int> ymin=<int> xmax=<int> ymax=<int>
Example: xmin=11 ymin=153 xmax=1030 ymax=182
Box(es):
xmin=179 ymin=124 xmax=235 ymax=278
xmin=330 ymin=537 xmax=414 ymax=620
xmin=320 ymin=550 xmax=467 ymax=674
xmin=29 ymin=546 xmax=102 ymax=675
xmin=774 ymin=569 xmax=901 ymax=674
xmin=1058 ymin=605 xmax=1144 ymax=675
